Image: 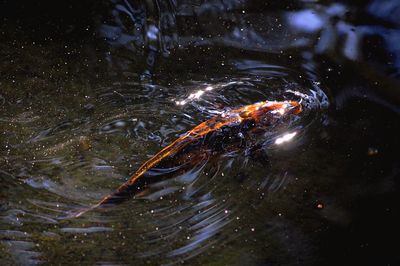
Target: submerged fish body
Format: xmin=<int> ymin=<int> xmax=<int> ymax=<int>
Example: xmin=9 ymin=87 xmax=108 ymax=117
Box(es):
xmin=71 ymin=100 xmax=301 ymax=217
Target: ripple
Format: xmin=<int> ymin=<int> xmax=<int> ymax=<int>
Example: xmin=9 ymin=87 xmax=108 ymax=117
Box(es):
xmin=60 ymin=227 xmax=113 ymax=234
xmin=0 ymin=230 xmax=31 ymax=239
xmin=1 ymin=18 xmax=330 ymax=264
xmin=1 ymin=68 xmax=328 ymax=263
xmin=1 ymin=240 xmax=42 ymax=265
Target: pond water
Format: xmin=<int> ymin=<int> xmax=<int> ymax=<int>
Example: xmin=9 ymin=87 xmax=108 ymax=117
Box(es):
xmin=1 ymin=0 xmax=399 ymax=265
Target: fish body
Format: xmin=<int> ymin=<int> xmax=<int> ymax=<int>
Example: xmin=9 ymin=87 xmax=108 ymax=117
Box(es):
xmin=71 ymin=100 xmax=301 ymax=217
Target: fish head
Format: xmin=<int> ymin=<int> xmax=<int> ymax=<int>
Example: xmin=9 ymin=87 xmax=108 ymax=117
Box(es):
xmin=238 ymin=100 xmax=302 ymax=124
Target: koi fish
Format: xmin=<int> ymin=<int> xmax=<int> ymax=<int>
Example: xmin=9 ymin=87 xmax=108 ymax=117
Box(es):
xmin=70 ymin=100 xmax=301 ymax=217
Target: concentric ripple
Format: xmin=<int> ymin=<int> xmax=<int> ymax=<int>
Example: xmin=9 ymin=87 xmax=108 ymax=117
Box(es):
xmin=0 ymin=56 xmax=329 ymax=264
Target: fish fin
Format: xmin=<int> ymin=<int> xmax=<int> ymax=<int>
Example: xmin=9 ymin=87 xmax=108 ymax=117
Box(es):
xmin=246 ymin=144 xmax=270 ymax=166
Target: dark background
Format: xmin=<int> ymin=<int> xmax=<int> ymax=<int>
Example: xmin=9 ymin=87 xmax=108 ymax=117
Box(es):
xmin=0 ymin=0 xmax=374 ymax=41
xmin=0 ymin=0 xmax=108 ymax=41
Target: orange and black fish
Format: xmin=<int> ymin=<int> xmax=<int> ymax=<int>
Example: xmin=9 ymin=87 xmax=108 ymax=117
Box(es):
xmin=70 ymin=100 xmax=301 ymax=217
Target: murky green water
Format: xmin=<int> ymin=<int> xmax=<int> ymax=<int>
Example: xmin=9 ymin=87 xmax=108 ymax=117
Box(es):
xmin=1 ymin=0 xmax=399 ymax=265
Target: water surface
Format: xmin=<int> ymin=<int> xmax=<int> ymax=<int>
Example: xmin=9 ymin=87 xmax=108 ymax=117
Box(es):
xmin=1 ymin=0 xmax=399 ymax=265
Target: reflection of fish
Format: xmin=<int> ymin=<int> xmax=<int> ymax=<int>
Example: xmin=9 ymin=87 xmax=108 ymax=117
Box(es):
xmin=71 ymin=100 xmax=301 ymax=217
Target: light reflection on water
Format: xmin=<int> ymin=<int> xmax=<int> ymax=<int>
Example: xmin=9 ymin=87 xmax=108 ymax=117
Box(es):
xmin=0 ymin=63 xmax=326 ymax=264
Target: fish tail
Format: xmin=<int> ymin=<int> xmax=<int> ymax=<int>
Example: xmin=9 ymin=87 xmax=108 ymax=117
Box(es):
xmin=61 ymin=181 xmax=139 ymax=219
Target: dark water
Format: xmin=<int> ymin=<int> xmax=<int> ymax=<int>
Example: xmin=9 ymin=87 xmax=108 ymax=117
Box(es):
xmin=1 ymin=0 xmax=399 ymax=265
